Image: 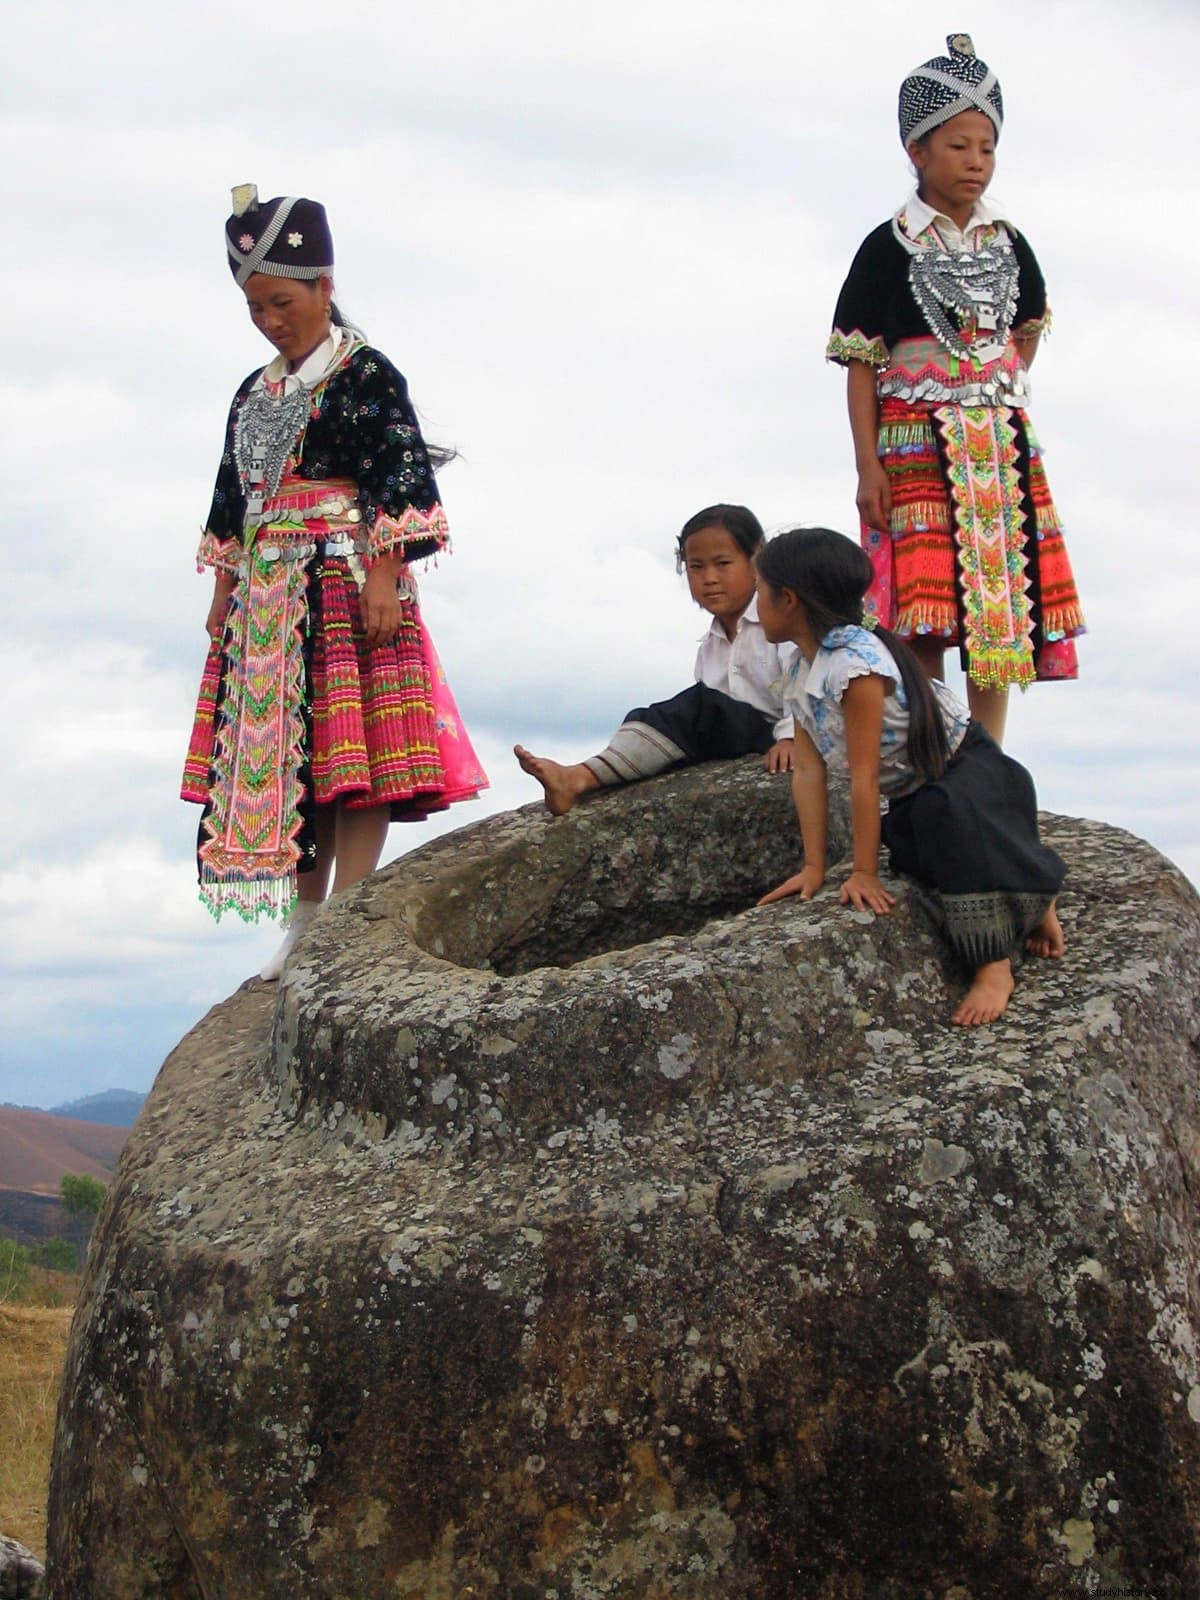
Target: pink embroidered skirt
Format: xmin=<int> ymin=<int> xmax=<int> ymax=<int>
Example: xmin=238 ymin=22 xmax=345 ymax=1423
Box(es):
xmin=182 ymin=547 xmax=487 ymax=921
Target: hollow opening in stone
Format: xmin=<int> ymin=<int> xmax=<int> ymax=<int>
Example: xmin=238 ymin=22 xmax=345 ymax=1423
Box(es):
xmin=403 ymin=769 xmax=833 ymax=976
xmin=489 ymin=885 xmax=767 ymax=976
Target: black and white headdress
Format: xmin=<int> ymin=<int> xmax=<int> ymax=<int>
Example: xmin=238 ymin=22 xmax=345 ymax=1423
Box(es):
xmin=224 ymin=185 xmax=335 ymax=287
xmin=898 ymin=35 xmax=1003 ymax=148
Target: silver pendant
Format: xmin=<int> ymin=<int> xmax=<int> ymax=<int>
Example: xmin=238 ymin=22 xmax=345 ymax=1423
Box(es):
xmin=893 ymin=220 xmax=1021 ymax=366
xmin=234 ymin=384 xmax=313 ymax=512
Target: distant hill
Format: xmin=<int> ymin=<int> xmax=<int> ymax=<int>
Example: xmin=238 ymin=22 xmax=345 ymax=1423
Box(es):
xmin=0 ymin=1107 xmax=127 ymax=1196
xmin=47 ymin=1089 xmax=146 ymax=1129
xmin=0 ymin=1187 xmax=77 ymax=1249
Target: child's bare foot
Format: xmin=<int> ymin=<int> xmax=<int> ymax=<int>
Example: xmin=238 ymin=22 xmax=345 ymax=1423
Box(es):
xmin=951 ymin=959 xmax=1015 ymax=1027
xmin=1025 ymin=900 xmax=1065 ymax=960
xmin=513 ymin=745 xmax=601 ymax=816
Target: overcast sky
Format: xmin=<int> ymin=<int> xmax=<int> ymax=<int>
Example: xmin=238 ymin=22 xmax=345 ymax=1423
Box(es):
xmin=1 ymin=0 xmax=1196 ymax=1109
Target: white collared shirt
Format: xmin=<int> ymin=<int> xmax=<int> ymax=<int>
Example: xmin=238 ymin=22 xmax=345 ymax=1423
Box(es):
xmin=694 ymin=594 xmax=797 ymax=741
xmin=256 ymin=324 xmax=350 ymax=393
xmin=902 ymin=189 xmax=1011 ymax=252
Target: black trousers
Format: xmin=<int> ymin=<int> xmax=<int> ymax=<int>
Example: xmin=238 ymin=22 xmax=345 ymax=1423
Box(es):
xmin=626 ymin=683 xmax=777 ymax=761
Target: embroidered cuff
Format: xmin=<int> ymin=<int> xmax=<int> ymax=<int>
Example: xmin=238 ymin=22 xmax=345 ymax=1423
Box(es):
xmin=825 ymin=328 xmax=890 ymax=368
xmin=368 ymin=502 xmax=452 ymax=563
xmin=196 ymin=529 xmax=242 ymax=575
xmin=1014 ymin=305 xmax=1053 ymax=339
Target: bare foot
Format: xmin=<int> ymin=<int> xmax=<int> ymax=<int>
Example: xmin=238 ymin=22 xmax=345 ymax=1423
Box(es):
xmin=513 ymin=745 xmax=601 ymax=816
xmin=951 ymin=959 xmax=1015 ymax=1027
xmin=1025 ymin=900 xmax=1065 ymax=960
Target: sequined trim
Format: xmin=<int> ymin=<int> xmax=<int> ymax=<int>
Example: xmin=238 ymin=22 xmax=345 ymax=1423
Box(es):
xmin=259 ymin=478 xmax=363 ymax=525
xmin=196 ymin=529 xmax=242 ymax=575
xmin=1014 ymin=306 xmax=1052 ymax=339
xmin=369 ymin=503 xmax=451 ymax=563
xmin=826 ymin=327 xmax=889 ymax=369
xmin=877 ymin=335 xmax=1030 ymax=409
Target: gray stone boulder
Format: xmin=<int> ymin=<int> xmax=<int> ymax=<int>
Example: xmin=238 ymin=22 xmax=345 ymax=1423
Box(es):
xmin=47 ymin=760 xmax=1200 ymax=1597
xmin=0 ymin=1536 xmax=45 ymax=1600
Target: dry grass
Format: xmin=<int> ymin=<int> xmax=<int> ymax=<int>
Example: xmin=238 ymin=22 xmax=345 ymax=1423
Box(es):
xmin=0 ymin=1292 xmax=75 ymax=1559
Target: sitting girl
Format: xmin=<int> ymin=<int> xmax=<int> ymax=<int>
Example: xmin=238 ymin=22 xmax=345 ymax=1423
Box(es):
xmin=755 ymin=527 xmax=1065 ymax=1026
xmin=515 ymin=504 xmax=797 ymax=814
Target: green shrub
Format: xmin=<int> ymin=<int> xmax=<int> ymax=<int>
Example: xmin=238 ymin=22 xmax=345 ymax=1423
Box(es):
xmin=60 ymin=1174 xmax=106 ymax=1220
xmin=0 ymin=1237 xmax=31 ymax=1300
xmin=33 ymin=1237 xmax=77 ymax=1272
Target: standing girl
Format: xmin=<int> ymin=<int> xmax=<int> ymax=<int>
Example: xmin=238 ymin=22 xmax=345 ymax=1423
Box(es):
xmin=515 ymin=505 xmax=797 ymax=814
xmin=756 ymin=528 xmax=1065 ymax=1027
xmin=827 ymin=34 xmax=1085 ymax=744
xmin=182 ymin=187 xmax=487 ymax=977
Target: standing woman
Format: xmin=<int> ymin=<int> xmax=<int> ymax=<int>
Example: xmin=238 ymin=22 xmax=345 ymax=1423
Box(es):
xmin=182 ymin=187 xmax=487 ymax=977
xmin=826 ymin=36 xmax=1085 ymax=744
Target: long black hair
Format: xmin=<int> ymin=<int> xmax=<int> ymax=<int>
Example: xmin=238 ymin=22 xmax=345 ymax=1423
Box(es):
xmin=324 ymin=284 xmax=457 ymax=472
xmin=756 ymin=527 xmax=952 ymax=781
xmin=675 ymin=504 xmax=765 ymax=569
xmin=248 ymin=261 xmax=454 ymax=474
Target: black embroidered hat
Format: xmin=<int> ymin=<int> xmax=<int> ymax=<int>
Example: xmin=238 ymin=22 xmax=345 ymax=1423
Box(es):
xmin=225 ymin=185 xmax=335 ymax=286
xmin=898 ymin=34 xmax=1003 ymax=148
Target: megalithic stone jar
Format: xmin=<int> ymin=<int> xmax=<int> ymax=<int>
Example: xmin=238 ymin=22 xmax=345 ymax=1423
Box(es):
xmin=47 ymin=760 xmax=1200 ymax=1598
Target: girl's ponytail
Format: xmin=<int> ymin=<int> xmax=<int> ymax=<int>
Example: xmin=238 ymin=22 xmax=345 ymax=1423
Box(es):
xmin=869 ymin=623 xmax=951 ymax=782
xmin=757 ymin=528 xmax=952 ymax=783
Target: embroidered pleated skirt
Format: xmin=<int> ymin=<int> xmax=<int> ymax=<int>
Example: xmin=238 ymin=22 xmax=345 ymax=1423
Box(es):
xmin=864 ymin=388 xmax=1086 ymax=692
xmin=182 ymin=540 xmax=487 ymax=922
xmin=882 ymin=724 xmax=1066 ymax=968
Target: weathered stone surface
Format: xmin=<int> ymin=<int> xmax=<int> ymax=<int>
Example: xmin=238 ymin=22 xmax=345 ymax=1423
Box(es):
xmin=0 ymin=1536 xmax=45 ymax=1600
xmin=47 ymin=760 xmax=1200 ymax=1597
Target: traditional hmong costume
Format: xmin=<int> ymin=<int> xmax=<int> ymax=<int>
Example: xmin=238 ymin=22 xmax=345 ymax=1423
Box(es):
xmin=827 ymin=36 xmax=1085 ymax=691
xmin=783 ymin=624 xmax=1065 ymax=969
xmin=182 ymin=189 xmax=487 ymax=921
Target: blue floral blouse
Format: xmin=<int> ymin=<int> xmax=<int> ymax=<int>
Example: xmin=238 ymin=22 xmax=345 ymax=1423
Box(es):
xmin=781 ymin=625 xmax=969 ymax=798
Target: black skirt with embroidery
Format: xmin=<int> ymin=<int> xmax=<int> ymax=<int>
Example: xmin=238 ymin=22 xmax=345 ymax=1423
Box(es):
xmin=882 ymin=724 xmax=1065 ymax=968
